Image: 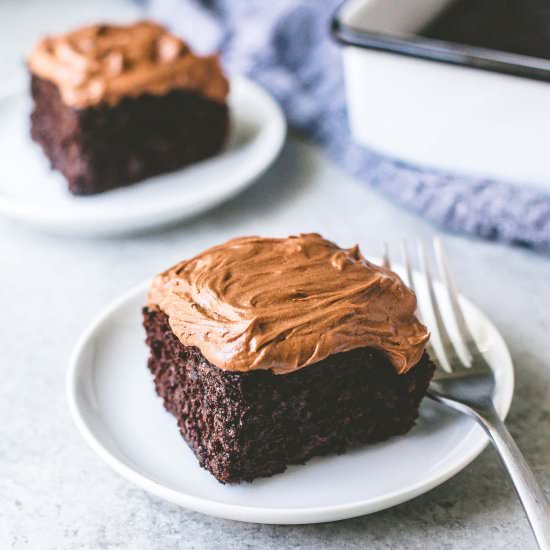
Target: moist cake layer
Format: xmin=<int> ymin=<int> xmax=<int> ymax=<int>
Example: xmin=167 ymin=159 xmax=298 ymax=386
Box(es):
xmin=143 ymin=307 xmax=435 ymax=484
xmin=30 ymin=75 xmax=228 ymax=195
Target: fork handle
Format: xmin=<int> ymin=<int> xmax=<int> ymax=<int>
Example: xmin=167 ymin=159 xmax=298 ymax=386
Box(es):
xmin=474 ymin=406 xmax=550 ymax=550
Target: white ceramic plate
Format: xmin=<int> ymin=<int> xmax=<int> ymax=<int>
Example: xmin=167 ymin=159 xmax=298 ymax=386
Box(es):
xmin=0 ymin=76 xmax=285 ymax=236
xmin=67 ymin=273 xmax=514 ymax=524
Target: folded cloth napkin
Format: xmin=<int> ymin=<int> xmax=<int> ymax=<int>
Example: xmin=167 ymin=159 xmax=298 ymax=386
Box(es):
xmin=146 ymin=0 xmax=550 ymax=253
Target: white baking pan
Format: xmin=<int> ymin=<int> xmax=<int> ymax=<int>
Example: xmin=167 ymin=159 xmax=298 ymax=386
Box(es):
xmin=332 ymin=0 xmax=550 ymax=189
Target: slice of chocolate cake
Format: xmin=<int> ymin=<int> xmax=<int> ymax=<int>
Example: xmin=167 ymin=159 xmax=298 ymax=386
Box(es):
xmin=143 ymin=233 xmax=434 ymax=484
xmin=27 ymin=21 xmax=229 ymax=195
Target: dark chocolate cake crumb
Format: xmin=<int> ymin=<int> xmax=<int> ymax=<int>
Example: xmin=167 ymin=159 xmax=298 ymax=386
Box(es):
xmin=143 ymin=307 xmax=435 ymax=484
xmin=30 ymin=76 xmax=229 ymax=195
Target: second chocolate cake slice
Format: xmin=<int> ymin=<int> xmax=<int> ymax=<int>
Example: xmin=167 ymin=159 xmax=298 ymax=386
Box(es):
xmin=27 ymin=22 xmax=229 ymax=195
xmin=143 ymin=233 xmax=434 ymax=484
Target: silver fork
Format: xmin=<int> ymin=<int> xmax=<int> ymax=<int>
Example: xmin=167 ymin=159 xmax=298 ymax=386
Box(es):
xmin=384 ymin=238 xmax=550 ymax=550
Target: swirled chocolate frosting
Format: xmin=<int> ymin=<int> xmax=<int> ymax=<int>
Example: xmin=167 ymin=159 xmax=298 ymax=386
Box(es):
xmin=148 ymin=234 xmax=429 ymax=375
xmin=27 ymin=21 xmax=229 ymax=108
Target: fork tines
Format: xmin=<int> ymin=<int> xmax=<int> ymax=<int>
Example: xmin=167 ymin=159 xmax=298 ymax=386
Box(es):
xmin=383 ymin=238 xmax=490 ymax=377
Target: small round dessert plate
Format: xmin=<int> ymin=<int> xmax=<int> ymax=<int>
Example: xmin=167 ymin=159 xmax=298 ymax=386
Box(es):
xmin=0 ymin=76 xmax=285 ymax=236
xmin=67 ymin=272 xmax=514 ymax=524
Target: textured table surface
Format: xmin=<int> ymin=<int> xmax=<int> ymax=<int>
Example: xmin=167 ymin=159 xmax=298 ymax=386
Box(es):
xmin=2 ymin=2 xmax=550 ymax=549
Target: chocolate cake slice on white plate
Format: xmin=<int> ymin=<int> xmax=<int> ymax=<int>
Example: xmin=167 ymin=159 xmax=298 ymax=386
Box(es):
xmin=143 ymin=233 xmax=434 ymax=483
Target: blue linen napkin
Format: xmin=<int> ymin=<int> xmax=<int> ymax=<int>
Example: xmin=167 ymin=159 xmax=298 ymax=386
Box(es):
xmin=146 ymin=0 xmax=550 ymax=253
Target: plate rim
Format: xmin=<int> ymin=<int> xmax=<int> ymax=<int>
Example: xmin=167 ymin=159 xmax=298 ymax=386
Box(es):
xmin=0 ymin=75 xmax=286 ymax=236
xmin=66 ymin=277 xmax=514 ymax=524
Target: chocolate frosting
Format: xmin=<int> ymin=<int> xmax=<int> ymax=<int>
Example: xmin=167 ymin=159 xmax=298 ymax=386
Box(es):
xmin=27 ymin=21 xmax=229 ymax=108
xmin=147 ymin=234 xmax=429 ymax=375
